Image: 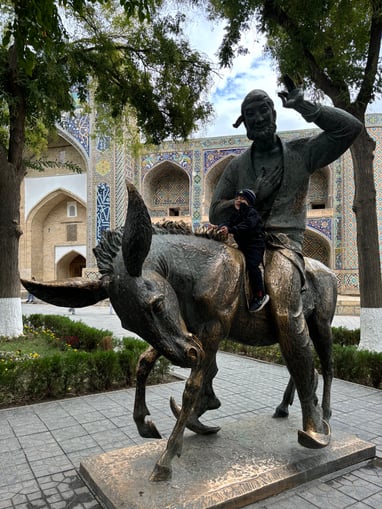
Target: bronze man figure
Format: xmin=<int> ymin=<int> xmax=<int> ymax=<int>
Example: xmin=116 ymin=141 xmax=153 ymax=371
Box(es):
xmin=209 ymin=79 xmax=363 ymax=446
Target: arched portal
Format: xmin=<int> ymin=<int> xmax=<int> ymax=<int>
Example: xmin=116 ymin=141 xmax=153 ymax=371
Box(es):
xmin=143 ymin=162 xmax=190 ymax=220
xmin=26 ymin=190 xmax=86 ymax=281
xmin=56 ymin=251 xmax=86 ymax=280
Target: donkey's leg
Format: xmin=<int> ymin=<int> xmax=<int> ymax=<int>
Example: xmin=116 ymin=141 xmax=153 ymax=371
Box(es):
xmin=307 ymin=316 xmax=333 ymax=422
xmin=170 ymin=326 xmax=223 ymax=434
xmin=273 ymin=376 xmax=296 ymax=418
xmin=150 ymin=347 xmax=204 ymax=481
xmin=170 ymin=350 xmax=221 ymax=434
xmin=133 ymin=346 xmax=162 ymax=438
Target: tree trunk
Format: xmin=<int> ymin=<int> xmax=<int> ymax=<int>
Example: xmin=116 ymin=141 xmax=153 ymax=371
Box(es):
xmin=350 ymin=129 xmax=382 ymax=351
xmin=0 ymin=148 xmax=23 ymax=337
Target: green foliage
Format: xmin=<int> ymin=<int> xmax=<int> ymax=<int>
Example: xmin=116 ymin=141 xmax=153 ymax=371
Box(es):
xmin=67 ymin=7 xmax=213 ymax=143
xmin=0 ymin=0 xmax=213 ymax=155
xmin=333 ymin=344 xmax=382 ymax=388
xmin=220 ymin=327 xmax=381 ymax=389
xmin=0 ymin=323 xmax=171 ymax=407
xmin=332 ymin=326 xmax=360 ymax=346
xmin=24 ymin=313 xmax=112 ymax=351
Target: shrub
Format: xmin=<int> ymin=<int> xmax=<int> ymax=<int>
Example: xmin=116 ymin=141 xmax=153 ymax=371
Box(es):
xmin=24 ymin=314 xmax=112 ymax=351
xmin=0 ymin=335 xmax=172 ymax=407
xmin=332 ymin=326 xmax=360 ymax=346
xmin=219 ymin=329 xmax=382 ymax=390
xmin=332 ymin=344 xmax=382 ymax=388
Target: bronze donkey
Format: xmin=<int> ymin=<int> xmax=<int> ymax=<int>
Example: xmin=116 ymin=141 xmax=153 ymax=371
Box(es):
xmin=22 ymin=182 xmax=335 ymax=481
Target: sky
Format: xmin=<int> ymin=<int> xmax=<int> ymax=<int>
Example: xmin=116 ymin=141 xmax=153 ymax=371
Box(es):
xmin=183 ymin=8 xmax=382 ymax=140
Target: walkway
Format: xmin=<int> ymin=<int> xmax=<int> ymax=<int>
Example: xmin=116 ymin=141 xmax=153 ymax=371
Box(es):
xmin=0 ymin=303 xmax=379 ymax=509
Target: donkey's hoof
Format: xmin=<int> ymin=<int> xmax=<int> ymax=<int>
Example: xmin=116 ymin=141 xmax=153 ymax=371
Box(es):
xmin=273 ymin=405 xmax=289 ymax=418
xmin=149 ymin=463 xmax=172 ymax=482
xmin=298 ymin=420 xmax=331 ymax=449
xmin=170 ymin=397 xmax=221 ymax=435
xmin=136 ymin=419 xmax=162 ymax=439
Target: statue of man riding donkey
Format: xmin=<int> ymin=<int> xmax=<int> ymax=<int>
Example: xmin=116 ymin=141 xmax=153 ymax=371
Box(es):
xmin=22 ymin=77 xmax=362 ymax=481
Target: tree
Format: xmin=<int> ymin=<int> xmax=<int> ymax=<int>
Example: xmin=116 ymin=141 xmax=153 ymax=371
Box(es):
xmin=208 ymin=0 xmax=382 ymax=351
xmin=0 ymin=0 xmax=213 ymax=337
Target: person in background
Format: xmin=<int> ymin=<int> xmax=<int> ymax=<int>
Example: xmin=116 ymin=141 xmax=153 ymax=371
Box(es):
xmin=25 ymin=276 xmax=36 ymax=303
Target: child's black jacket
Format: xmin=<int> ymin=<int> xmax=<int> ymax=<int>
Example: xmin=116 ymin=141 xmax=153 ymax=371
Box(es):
xmin=219 ymin=203 xmax=265 ymax=250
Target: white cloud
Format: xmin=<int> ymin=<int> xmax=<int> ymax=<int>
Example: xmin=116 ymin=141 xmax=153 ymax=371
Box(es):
xmin=182 ymin=9 xmax=382 ymax=138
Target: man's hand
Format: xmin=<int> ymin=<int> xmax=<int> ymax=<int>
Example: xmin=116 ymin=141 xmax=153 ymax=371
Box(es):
xmin=254 ymin=165 xmax=284 ymax=202
xmin=278 ymin=74 xmax=304 ymax=109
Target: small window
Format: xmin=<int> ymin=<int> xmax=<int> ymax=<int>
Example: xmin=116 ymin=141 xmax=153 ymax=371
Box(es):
xmin=67 ymin=201 xmax=77 ymax=217
xmin=311 ymin=203 xmax=326 ymax=210
xmin=169 ymin=208 xmax=180 ymax=216
xmin=67 ymin=224 xmax=77 ymax=242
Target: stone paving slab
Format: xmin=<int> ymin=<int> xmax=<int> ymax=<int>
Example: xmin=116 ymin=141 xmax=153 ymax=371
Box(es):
xmin=81 ymin=415 xmax=375 ymax=509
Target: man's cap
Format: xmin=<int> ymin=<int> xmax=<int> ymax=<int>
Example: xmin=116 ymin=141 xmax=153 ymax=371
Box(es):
xmin=233 ymin=89 xmax=275 ymax=128
xmin=237 ymin=189 xmax=256 ymax=206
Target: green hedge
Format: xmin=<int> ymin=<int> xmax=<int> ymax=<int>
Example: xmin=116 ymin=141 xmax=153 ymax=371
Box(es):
xmin=0 ymin=337 xmax=171 ymax=408
xmin=24 ymin=314 xmax=113 ymax=351
xmin=220 ymin=327 xmax=382 ymax=389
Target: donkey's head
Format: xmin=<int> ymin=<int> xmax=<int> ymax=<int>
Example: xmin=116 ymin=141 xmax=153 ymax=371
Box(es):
xmin=104 ymin=182 xmax=201 ymax=368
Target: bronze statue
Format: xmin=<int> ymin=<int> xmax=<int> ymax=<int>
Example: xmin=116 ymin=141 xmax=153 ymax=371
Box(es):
xmin=22 ymin=181 xmax=337 ymax=482
xmin=210 ymin=78 xmax=363 ymax=463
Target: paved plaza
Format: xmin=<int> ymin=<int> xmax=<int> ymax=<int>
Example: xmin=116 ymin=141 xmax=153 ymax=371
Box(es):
xmin=0 ymin=303 xmax=380 ymax=508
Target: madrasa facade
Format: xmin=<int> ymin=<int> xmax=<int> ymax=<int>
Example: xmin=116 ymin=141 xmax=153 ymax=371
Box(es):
xmin=19 ymin=105 xmax=382 ymax=311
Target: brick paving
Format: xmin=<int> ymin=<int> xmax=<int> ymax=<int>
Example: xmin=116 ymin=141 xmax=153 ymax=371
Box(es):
xmin=0 ymin=303 xmax=378 ymax=509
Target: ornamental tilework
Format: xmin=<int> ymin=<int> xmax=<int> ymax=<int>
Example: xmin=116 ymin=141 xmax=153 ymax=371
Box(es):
xmin=153 ymin=179 xmax=189 ymax=206
xmin=97 ymin=135 xmax=111 ymax=152
xmin=307 ymin=218 xmax=332 ymax=239
xmin=303 ymin=232 xmax=329 ymax=266
xmin=341 ymin=150 xmax=358 ymax=269
xmin=60 ymin=114 xmax=90 ymax=155
xmin=115 ymin=144 xmax=128 ymax=228
xmin=141 ymin=151 xmax=192 ymax=176
xmin=192 ymin=150 xmax=202 ymax=226
xmin=308 ymin=169 xmax=327 ymax=204
xmin=96 ymin=159 xmax=111 ymax=176
xmin=59 ymin=89 xmax=90 ymax=154
xmin=96 ymin=183 xmax=110 ymax=243
xmin=204 ymin=148 xmax=244 ymax=173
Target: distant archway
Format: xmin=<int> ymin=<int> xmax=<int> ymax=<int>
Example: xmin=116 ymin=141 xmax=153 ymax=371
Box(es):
xmin=143 ymin=162 xmax=190 ymax=219
xmin=56 ymin=251 xmax=86 ymax=280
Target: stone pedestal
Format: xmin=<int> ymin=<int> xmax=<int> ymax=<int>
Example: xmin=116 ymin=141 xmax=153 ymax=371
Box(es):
xmin=80 ymin=415 xmax=375 ymax=509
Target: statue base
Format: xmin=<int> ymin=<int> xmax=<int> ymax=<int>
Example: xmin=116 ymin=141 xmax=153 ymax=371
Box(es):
xmin=80 ymin=415 xmax=375 ymax=509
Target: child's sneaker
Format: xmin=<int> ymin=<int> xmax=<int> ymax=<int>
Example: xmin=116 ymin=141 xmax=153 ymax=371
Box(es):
xmin=249 ymin=294 xmax=270 ymax=313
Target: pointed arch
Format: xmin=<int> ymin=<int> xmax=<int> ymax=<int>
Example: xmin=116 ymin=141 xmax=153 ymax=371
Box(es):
xmin=25 ymin=190 xmax=86 ymax=281
xmin=204 ymin=154 xmax=237 ymax=216
xmin=55 ymin=125 xmax=89 ymax=168
xmin=56 ymin=250 xmax=86 ymax=280
xmin=143 ymin=161 xmax=191 ymax=219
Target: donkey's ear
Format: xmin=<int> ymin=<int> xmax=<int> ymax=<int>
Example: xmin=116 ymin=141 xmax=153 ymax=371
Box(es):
xmin=122 ymin=181 xmax=152 ymax=277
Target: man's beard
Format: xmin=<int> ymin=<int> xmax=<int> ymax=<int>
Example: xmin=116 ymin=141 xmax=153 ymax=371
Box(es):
xmin=247 ymin=122 xmax=277 ymax=142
